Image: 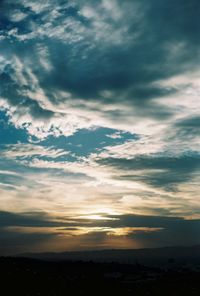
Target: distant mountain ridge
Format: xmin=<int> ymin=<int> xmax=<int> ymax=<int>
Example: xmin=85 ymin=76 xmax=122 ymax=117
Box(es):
xmin=16 ymin=245 xmax=200 ymax=266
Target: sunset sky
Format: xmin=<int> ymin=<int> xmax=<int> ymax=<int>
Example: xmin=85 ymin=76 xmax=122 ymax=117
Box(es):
xmin=0 ymin=0 xmax=200 ymax=255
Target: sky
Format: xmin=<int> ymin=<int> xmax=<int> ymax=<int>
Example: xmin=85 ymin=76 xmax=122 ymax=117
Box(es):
xmin=0 ymin=0 xmax=200 ymax=255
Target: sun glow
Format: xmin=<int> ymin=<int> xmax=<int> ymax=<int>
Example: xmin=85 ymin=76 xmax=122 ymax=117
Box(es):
xmin=77 ymin=207 xmax=120 ymax=221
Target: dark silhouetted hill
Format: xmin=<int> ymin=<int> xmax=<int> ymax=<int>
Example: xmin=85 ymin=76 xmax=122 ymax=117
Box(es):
xmin=18 ymin=245 xmax=200 ymax=266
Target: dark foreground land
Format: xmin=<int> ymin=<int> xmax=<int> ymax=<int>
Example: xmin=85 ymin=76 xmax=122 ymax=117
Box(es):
xmin=0 ymin=257 xmax=200 ymax=296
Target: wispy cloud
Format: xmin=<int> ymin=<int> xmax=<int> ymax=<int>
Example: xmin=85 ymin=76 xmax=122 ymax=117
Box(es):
xmin=1 ymin=143 xmax=69 ymax=159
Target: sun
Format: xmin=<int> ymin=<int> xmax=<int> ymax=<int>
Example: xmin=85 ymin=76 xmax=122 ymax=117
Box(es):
xmin=78 ymin=207 xmax=120 ymax=220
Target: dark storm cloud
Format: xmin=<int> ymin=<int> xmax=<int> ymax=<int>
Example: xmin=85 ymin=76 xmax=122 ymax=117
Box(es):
xmin=97 ymin=154 xmax=200 ymax=191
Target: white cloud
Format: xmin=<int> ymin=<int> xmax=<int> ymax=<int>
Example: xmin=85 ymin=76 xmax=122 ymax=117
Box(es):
xmin=1 ymin=143 xmax=69 ymax=159
xmin=9 ymin=10 xmax=27 ymax=22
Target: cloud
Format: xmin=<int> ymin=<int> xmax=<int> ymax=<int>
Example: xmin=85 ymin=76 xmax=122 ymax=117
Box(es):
xmin=0 ymin=211 xmax=199 ymax=255
xmin=0 ymin=0 xmax=200 ymax=252
xmin=96 ymin=154 xmax=200 ymax=191
xmin=0 ymin=210 xmax=84 ymax=228
xmin=1 ymin=143 xmax=69 ymax=159
xmin=173 ymin=116 xmax=200 ymax=144
xmin=0 ymin=0 xmax=199 ymax=141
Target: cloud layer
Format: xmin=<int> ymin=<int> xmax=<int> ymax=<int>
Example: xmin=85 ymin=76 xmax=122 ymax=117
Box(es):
xmin=0 ymin=0 xmax=200 ymax=254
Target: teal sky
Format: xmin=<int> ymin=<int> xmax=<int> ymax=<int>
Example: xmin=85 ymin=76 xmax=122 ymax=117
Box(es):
xmin=0 ymin=0 xmax=200 ymax=255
